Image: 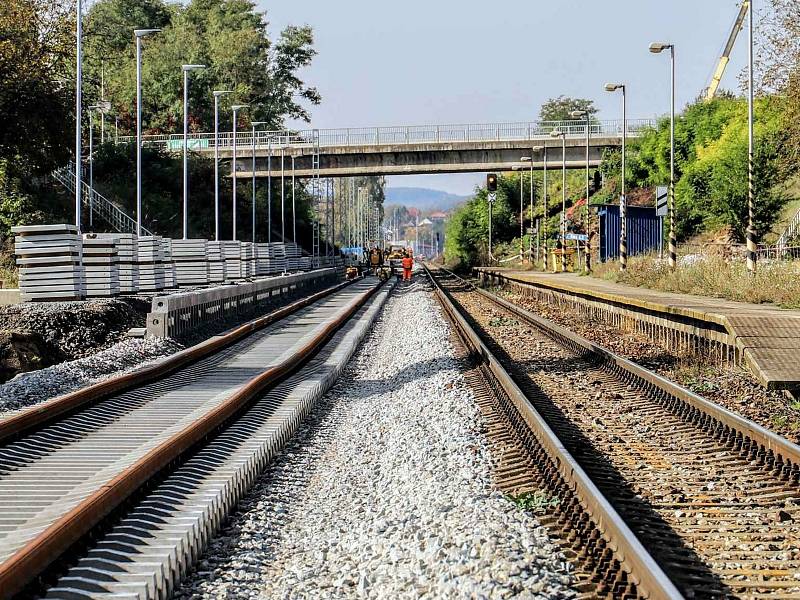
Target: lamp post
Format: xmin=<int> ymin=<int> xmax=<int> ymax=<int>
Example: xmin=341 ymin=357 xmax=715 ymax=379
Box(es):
xmin=134 ymin=28 xmax=160 ymax=236
xmin=212 ymin=90 xmax=233 ymax=241
xmin=521 ymin=152 xmax=539 ymax=264
xmin=605 ymin=83 xmax=627 ymax=269
xmin=251 ymin=121 xmax=269 ymax=242
xmin=540 ymin=144 xmax=549 ymax=269
xmin=746 ymin=2 xmax=756 ymax=273
xmin=571 ymin=109 xmax=592 ymax=272
xmin=231 ymin=104 xmax=249 ymax=240
xmin=181 ymin=64 xmax=206 ymax=239
xmin=650 ymin=42 xmax=677 ymax=270
xmin=291 ymin=154 xmax=297 ymax=243
xmin=280 ymin=136 xmax=286 ymax=242
xmin=75 ymin=0 xmax=83 ymax=230
xmin=551 ymin=129 xmax=567 ymax=272
xmin=88 ymin=104 xmax=104 ymax=230
xmin=512 ymin=165 xmax=526 ymax=261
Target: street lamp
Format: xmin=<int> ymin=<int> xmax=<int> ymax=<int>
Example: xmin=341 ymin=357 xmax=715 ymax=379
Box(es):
xmin=291 ymin=154 xmax=297 ymax=243
xmin=521 ymin=154 xmax=537 ymax=263
xmin=251 ymin=121 xmax=269 ymax=242
xmin=75 ymin=0 xmax=83 ymax=230
xmin=182 ymin=64 xmax=206 ymax=239
xmin=551 ymin=129 xmax=567 ymax=273
xmin=512 ymin=165 xmax=526 ymax=261
xmin=746 ymin=2 xmax=756 ymax=273
xmin=605 ymin=82 xmax=627 ymax=270
xmin=212 ymin=90 xmax=233 ymax=241
xmin=650 ymin=42 xmax=677 ymax=270
xmin=231 ymin=104 xmax=249 ymax=240
xmin=571 ymin=109 xmax=592 ymax=272
xmin=134 ymin=29 xmax=160 ymax=237
xmin=87 ymin=104 xmax=107 ymax=230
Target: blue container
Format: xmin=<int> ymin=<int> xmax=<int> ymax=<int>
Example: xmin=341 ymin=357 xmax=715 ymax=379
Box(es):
xmin=598 ymin=204 xmax=663 ymax=262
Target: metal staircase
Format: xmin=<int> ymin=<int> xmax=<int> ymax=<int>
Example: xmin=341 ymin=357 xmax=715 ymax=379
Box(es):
xmin=52 ymin=165 xmax=153 ymax=236
xmin=776 ymin=206 xmax=800 ymax=254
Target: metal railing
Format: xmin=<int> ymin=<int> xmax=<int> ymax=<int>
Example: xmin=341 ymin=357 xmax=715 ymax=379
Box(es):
xmin=776 ymin=207 xmax=800 ymax=253
xmin=115 ymin=118 xmax=656 ymax=152
xmin=52 ymin=165 xmax=153 ymax=236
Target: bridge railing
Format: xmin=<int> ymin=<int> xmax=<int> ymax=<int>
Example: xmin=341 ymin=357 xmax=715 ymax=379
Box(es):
xmin=115 ymin=118 xmax=656 ymax=152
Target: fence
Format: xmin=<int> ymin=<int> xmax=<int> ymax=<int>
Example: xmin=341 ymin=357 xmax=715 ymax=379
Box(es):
xmin=115 ymin=118 xmax=657 ymax=152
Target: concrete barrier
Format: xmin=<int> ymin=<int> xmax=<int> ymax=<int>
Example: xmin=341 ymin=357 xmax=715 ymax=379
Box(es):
xmin=146 ymin=268 xmax=339 ymax=338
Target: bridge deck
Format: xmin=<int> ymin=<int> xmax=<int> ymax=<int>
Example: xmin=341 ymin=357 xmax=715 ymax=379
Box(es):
xmin=477 ymin=268 xmax=800 ymax=391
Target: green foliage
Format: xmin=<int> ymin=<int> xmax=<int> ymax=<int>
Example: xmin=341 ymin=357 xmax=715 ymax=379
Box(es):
xmin=597 ymin=96 xmax=791 ymax=241
xmin=83 ymin=0 xmax=320 ymax=134
xmin=538 ymin=96 xmax=597 ymax=122
xmin=508 ymin=491 xmax=560 ymax=513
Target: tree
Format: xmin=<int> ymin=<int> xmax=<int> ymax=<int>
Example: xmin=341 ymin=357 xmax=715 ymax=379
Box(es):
xmin=538 ymin=96 xmax=597 ymax=122
xmin=83 ymin=0 xmax=320 ymax=134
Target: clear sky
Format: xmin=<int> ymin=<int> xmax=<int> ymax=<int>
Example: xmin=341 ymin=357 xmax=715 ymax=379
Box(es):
xmin=259 ymin=0 xmax=750 ymax=195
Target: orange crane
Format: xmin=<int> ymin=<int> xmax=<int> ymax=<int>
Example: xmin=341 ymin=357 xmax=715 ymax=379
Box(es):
xmin=705 ymin=1 xmax=750 ymax=101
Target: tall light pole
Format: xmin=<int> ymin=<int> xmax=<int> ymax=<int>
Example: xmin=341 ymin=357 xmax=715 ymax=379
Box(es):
xmin=650 ymin=42 xmax=677 ymax=270
xmin=746 ymin=2 xmax=756 ymax=274
xmin=551 ymin=129 xmax=567 ymax=272
xmin=267 ymin=136 xmax=272 ymax=243
xmin=571 ymin=110 xmax=592 ymax=272
xmin=212 ymin=90 xmax=233 ymax=241
xmin=134 ymin=28 xmax=160 ymax=236
xmin=88 ymin=104 xmax=104 ymax=230
xmin=521 ymin=152 xmax=539 ymax=263
xmin=512 ymin=165 xmax=526 ymax=261
xmin=291 ymin=154 xmax=297 ymax=243
xmin=251 ymin=120 xmax=268 ymax=242
xmin=280 ymin=136 xmax=286 ymax=241
xmin=75 ymin=0 xmax=82 ymax=231
xmin=541 ymin=143 xmax=549 ymax=269
xmin=231 ymin=104 xmax=249 ymax=240
xmin=605 ymin=83 xmax=627 ymax=270
xmin=182 ymin=64 xmax=206 ymax=239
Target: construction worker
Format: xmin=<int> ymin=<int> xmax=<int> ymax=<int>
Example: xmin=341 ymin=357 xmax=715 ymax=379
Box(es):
xmin=370 ymin=246 xmax=381 ymax=275
xmin=401 ymin=250 xmax=414 ymax=281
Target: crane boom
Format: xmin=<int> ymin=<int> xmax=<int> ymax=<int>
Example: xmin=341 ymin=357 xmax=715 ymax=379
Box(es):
xmin=706 ymin=1 xmax=750 ymax=101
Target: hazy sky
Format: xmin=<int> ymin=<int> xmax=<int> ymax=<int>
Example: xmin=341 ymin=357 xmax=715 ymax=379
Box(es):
xmin=260 ymin=0 xmax=750 ymax=195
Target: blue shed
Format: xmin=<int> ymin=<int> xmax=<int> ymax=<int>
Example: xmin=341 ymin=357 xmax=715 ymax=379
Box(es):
xmin=597 ymin=204 xmax=663 ymax=262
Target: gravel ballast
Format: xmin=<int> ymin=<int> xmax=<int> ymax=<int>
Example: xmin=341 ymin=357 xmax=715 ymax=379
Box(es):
xmin=178 ymin=278 xmax=575 ymax=599
xmin=0 ymin=337 xmax=182 ymax=413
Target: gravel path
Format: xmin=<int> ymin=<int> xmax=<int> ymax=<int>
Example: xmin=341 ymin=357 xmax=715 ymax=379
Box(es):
xmin=0 ymin=337 xmax=182 ymax=413
xmin=177 ymin=278 xmax=575 ymax=599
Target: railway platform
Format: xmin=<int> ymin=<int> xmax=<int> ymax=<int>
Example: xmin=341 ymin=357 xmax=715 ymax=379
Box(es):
xmin=475 ymin=268 xmax=800 ymax=392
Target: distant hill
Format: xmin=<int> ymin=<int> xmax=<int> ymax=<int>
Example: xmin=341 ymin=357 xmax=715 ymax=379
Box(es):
xmin=385 ymin=187 xmax=469 ymax=210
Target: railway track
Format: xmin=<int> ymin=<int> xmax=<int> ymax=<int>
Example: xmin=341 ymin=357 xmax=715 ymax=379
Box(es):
xmin=0 ymin=277 xmax=390 ymax=600
xmin=427 ymin=266 xmax=800 ymax=600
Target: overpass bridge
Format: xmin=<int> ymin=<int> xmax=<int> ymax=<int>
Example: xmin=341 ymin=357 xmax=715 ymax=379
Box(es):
xmin=119 ymin=118 xmax=655 ymax=179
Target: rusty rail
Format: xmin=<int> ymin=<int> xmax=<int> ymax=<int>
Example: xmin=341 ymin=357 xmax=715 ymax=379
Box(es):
xmin=0 ymin=279 xmax=356 ymax=445
xmin=0 ymin=278 xmax=382 ymax=599
xmin=425 ymin=265 xmax=683 ymax=600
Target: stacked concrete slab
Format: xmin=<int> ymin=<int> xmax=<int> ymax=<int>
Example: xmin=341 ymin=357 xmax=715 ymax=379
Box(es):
xmin=99 ymin=233 xmax=138 ymax=293
xmin=172 ymin=239 xmax=209 ymax=287
xmin=208 ymin=241 xmax=226 ymax=284
xmin=270 ymin=242 xmax=287 ymax=274
xmin=82 ymin=234 xmax=120 ymax=297
xmin=240 ymin=242 xmax=257 ymax=278
xmin=137 ymin=236 xmax=165 ymax=292
xmin=286 ymin=242 xmax=303 ymax=271
xmin=223 ymin=241 xmax=242 ymax=280
xmin=255 ymin=243 xmax=272 ymax=277
xmin=14 ymin=224 xmax=85 ymax=302
xmin=161 ymin=238 xmax=177 ymax=289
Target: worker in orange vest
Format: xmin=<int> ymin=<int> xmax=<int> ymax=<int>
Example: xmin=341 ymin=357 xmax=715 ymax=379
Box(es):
xmin=401 ymin=250 xmax=414 ymax=281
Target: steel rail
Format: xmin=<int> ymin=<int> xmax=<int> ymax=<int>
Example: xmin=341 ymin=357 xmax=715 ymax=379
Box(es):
xmin=425 ymin=265 xmax=682 ymax=600
xmin=0 ymin=278 xmax=356 ymax=445
xmin=0 ymin=279 xmax=383 ymax=599
xmin=474 ymin=277 xmax=800 ymax=470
